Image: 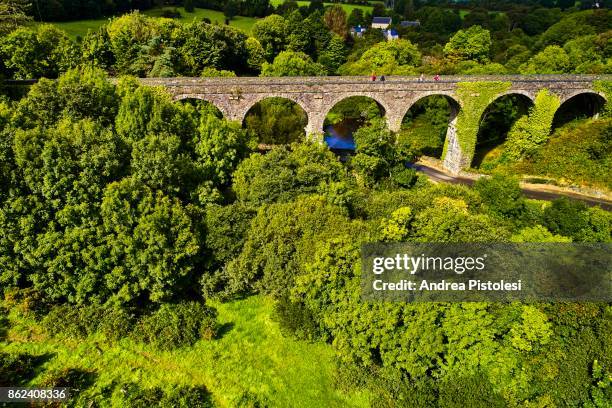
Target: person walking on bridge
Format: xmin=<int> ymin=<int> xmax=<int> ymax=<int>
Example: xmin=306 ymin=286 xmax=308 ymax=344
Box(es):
xmin=434 ymin=74 xmax=440 ymax=81
xmin=380 ymin=75 xmax=386 ymax=83
xmin=371 ymin=72 xmax=377 ymax=81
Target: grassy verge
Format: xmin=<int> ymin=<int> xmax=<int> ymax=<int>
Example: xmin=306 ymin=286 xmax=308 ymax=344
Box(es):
xmin=1 ymin=295 xmax=369 ymax=407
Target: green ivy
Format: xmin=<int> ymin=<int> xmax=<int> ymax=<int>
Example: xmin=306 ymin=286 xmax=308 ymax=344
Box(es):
xmin=445 ymin=81 xmax=511 ymax=165
xmin=593 ymin=80 xmax=612 ymax=118
xmin=502 ymin=89 xmax=561 ymax=161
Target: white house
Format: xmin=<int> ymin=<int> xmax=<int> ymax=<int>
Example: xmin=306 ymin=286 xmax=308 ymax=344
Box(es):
xmin=383 ymin=29 xmax=399 ymax=41
xmin=372 ymin=16 xmax=392 ymax=30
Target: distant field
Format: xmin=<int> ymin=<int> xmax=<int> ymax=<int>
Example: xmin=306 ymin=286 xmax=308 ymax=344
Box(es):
xmin=270 ymin=0 xmax=376 ymax=14
xmin=51 ymin=18 xmax=109 ymax=38
xmin=43 ymin=7 xmax=259 ymax=39
xmin=143 ymin=7 xmax=258 ymax=33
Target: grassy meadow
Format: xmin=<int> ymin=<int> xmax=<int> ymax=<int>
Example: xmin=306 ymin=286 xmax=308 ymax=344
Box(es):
xmin=1 ymin=296 xmax=370 ymax=407
xmin=44 ymin=2 xmax=379 ymax=39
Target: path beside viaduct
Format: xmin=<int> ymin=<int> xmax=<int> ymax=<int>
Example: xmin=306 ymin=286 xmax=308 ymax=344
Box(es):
xmin=139 ymin=75 xmax=610 ymax=174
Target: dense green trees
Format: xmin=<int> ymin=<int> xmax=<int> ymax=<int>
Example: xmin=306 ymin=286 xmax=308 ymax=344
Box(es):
xmin=261 ymin=51 xmax=327 ymax=77
xmin=0 ymin=4 xmax=610 ymax=80
xmin=1 ymin=4 xmax=612 ymax=406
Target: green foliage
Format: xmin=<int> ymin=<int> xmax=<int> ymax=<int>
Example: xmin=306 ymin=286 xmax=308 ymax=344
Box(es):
xmin=252 ymin=14 xmax=288 ymax=61
xmin=398 ymin=95 xmax=452 ymax=159
xmin=513 ymin=118 xmax=611 ymax=189
xmin=511 ymin=225 xmax=572 ymax=242
xmin=0 ymin=0 xmax=31 ymax=35
xmin=100 ymin=178 xmax=202 ymax=305
xmin=245 ymin=37 xmax=266 ymax=72
xmin=121 ymin=384 xmax=213 ymax=408
xmin=542 ymin=198 xmax=611 ymax=242
xmin=42 ymin=304 xmax=134 ymax=342
xmin=232 ymin=142 xmax=346 ymax=205
xmin=132 ymin=302 xmax=218 ymax=350
xmin=12 ymin=67 xmax=119 ymax=129
xmin=177 ymin=21 xmax=249 ymax=76
xmin=520 ymin=45 xmax=571 ymax=74
xmin=448 ymin=81 xmax=511 ymax=163
xmin=411 ymin=197 xmax=509 ymax=242
xmin=339 ymin=39 xmax=421 ymax=76
xmin=318 ymin=34 xmax=348 ymax=75
xmin=444 ymin=25 xmax=492 ymax=63
xmin=474 ymin=173 xmax=526 ymax=219
xmin=501 ymin=89 xmax=561 ymax=162
xmin=244 ymin=97 xmax=307 ymax=144
xmin=594 ymin=80 xmax=612 ymax=118
xmin=274 ymin=296 xmax=324 ymax=341
xmin=226 ymin=195 xmax=353 ymax=297
xmin=0 ymin=24 xmax=79 ymax=79
xmin=261 ymin=50 xmax=326 ymax=77
xmin=537 ymin=10 xmax=612 ymax=49
xmin=201 ymin=202 xmax=255 ymax=299
xmin=351 ymin=119 xmax=405 ymax=187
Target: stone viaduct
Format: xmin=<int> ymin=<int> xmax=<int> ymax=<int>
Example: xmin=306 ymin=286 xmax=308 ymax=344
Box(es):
xmin=139 ymin=75 xmax=610 ymax=174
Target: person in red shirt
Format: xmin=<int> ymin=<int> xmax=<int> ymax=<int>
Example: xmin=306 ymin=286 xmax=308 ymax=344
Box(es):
xmin=371 ymin=72 xmax=377 ymax=81
xmin=434 ymin=74 xmax=440 ymax=81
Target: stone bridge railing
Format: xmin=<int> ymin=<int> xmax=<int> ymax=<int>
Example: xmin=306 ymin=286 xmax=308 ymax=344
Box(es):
xmin=139 ymin=75 xmax=611 ymax=173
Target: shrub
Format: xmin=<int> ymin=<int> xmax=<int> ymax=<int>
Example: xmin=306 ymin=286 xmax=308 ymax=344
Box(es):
xmin=273 ymin=297 xmax=323 ymax=341
xmin=542 ymin=198 xmax=589 ymax=239
xmin=132 ymin=302 xmax=218 ymax=350
xmin=122 ymin=384 xmax=213 ymax=408
xmin=390 ymin=166 xmax=418 ymax=188
xmin=2 ymin=288 xmax=49 ymax=317
xmin=474 ymin=173 xmax=525 ymax=219
xmin=42 ymin=304 xmax=134 ymax=342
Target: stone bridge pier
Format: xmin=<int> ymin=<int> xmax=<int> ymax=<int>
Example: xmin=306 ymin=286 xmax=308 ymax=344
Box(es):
xmin=140 ymin=75 xmax=610 ymax=174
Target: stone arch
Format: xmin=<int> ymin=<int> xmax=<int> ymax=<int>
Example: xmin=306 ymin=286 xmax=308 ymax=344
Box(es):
xmin=320 ymin=94 xmax=389 ymax=151
xmin=173 ymin=94 xmax=231 ymax=119
xmin=321 ymin=93 xmax=392 ymax=134
xmin=398 ymin=93 xmax=462 ymax=160
xmin=242 ymin=96 xmax=310 ymax=145
xmin=472 ymin=92 xmax=535 ymax=168
xmin=398 ymin=91 xmax=462 ymax=127
xmin=242 ymin=93 xmax=311 ymax=125
xmin=553 ymin=91 xmax=607 ymax=129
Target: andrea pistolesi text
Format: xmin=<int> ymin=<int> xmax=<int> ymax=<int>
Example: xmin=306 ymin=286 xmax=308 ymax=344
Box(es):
xmin=370 ymin=254 xmax=522 ymax=293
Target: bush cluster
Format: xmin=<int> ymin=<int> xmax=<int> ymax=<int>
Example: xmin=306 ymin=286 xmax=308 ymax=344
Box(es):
xmin=131 ymin=302 xmax=218 ymax=350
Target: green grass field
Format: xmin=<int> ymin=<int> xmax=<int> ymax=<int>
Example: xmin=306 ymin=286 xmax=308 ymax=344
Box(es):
xmin=43 ymin=7 xmax=259 ymax=39
xmin=1 ymin=296 xmax=369 ymax=407
xmin=143 ymin=7 xmax=258 ymax=33
xmin=270 ymin=0 xmax=376 ymax=14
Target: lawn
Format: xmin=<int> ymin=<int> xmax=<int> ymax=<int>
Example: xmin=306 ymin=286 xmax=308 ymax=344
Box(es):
xmin=42 ymin=7 xmax=259 ymax=39
xmin=48 ymin=18 xmax=110 ymax=38
xmin=1 ymin=295 xmax=370 ymax=407
xmin=44 ymin=3 xmax=381 ymax=39
xmin=270 ymin=0 xmax=377 ymax=14
xmin=143 ymin=7 xmax=258 ymax=33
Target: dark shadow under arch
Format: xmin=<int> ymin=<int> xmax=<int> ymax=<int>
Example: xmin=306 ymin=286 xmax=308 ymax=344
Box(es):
xmin=552 ymin=92 xmax=607 ymax=131
xmin=472 ymin=93 xmax=534 ymax=169
xmin=242 ymin=97 xmax=308 ymax=145
xmin=323 ymin=96 xmax=386 ymax=153
xmin=399 ymin=94 xmax=461 ymax=160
